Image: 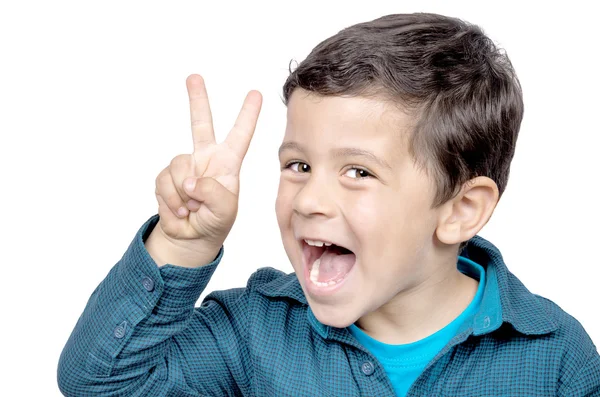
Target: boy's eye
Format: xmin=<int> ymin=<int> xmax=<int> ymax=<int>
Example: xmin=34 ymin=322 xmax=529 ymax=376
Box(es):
xmin=286 ymin=161 xmax=311 ymax=173
xmin=344 ymin=167 xmax=373 ymax=179
xmin=284 ymin=162 xmax=372 ymax=179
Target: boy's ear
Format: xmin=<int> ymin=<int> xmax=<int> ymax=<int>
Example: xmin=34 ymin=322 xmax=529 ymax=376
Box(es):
xmin=435 ymin=177 xmax=499 ymax=245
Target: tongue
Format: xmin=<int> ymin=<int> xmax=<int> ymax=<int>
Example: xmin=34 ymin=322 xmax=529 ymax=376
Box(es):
xmin=318 ymin=249 xmax=355 ymax=283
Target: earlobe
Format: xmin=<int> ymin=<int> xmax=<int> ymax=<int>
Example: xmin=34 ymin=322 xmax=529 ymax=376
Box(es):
xmin=435 ymin=177 xmax=499 ymax=245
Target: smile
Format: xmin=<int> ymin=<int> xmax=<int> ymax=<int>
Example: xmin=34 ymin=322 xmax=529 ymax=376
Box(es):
xmin=301 ymin=239 xmax=357 ymax=294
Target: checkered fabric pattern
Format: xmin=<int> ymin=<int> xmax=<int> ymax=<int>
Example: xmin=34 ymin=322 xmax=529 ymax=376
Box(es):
xmin=58 ymin=215 xmax=600 ymax=396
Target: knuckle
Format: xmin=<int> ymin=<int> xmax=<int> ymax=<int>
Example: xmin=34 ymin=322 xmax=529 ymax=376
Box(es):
xmin=156 ymin=173 xmax=172 ymax=192
xmin=170 ymin=154 xmax=192 ymax=170
xmin=170 ymin=154 xmax=194 ymax=182
xmin=155 ymin=167 xmax=169 ymax=185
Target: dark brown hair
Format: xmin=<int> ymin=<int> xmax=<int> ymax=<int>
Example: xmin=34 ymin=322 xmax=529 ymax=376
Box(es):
xmin=283 ymin=13 xmax=524 ymax=207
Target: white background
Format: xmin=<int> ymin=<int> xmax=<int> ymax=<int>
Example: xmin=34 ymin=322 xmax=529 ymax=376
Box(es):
xmin=1 ymin=1 xmax=599 ymax=395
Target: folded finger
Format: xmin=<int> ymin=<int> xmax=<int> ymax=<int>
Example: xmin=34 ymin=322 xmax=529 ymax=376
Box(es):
xmin=156 ymin=167 xmax=189 ymax=218
xmin=169 ymin=154 xmax=195 ymax=203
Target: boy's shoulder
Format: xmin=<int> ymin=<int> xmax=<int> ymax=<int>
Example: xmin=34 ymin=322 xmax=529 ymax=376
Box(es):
xmin=531 ymin=294 xmax=600 ymax=394
xmin=534 ymin=293 xmax=598 ymax=357
xmin=465 ymin=235 xmax=599 ymax=391
xmin=468 ymin=236 xmax=597 ymax=349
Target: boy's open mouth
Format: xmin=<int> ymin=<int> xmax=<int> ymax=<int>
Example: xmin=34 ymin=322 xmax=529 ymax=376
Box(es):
xmin=302 ymin=240 xmax=356 ymax=287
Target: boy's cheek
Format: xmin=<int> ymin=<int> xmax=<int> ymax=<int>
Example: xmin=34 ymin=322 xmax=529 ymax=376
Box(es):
xmin=274 ymin=189 xmax=288 ymax=215
xmin=275 ymin=187 xmax=298 ymax=221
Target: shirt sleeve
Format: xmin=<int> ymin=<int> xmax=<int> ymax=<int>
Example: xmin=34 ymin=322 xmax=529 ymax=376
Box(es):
xmin=559 ymin=349 xmax=600 ymax=397
xmin=57 ymin=215 xmax=253 ymax=397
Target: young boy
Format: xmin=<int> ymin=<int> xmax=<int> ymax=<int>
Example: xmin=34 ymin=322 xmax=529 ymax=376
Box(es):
xmin=58 ymin=13 xmax=600 ymax=396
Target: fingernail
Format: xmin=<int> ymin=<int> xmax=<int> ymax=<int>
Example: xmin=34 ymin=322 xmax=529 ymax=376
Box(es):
xmin=184 ymin=178 xmax=196 ymax=192
xmin=177 ymin=206 xmax=189 ymax=217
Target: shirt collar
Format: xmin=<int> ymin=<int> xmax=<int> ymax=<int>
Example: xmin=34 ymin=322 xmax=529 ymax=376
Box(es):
xmin=461 ymin=235 xmax=558 ymax=336
xmin=254 ymin=269 xmax=307 ymax=304
xmin=253 ymin=273 xmax=332 ymax=338
xmin=255 ymin=235 xmax=558 ymax=338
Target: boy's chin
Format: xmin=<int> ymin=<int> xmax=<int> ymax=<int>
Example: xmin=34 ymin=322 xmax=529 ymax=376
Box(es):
xmin=308 ymin=301 xmax=361 ymax=329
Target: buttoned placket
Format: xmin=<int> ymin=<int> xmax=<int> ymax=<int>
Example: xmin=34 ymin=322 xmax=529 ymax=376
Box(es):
xmin=327 ymin=327 xmax=397 ymax=396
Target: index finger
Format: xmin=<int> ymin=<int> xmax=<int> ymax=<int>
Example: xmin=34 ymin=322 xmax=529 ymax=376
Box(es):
xmin=224 ymin=90 xmax=263 ymax=160
xmin=186 ymin=74 xmax=216 ymax=152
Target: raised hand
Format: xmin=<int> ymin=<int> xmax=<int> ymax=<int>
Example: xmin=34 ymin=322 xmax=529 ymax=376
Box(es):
xmin=146 ymin=74 xmax=262 ymax=268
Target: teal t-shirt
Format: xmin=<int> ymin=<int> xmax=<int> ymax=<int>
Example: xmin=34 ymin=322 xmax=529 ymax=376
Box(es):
xmin=348 ymin=256 xmax=485 ymax=397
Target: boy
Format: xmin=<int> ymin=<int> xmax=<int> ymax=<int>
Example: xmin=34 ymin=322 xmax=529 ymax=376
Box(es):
xmin=58 ymin=12 xmax=600 ymax=396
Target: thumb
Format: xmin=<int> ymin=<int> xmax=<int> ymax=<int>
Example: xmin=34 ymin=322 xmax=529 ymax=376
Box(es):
xmin=183 ymin=177 xmax=238 ymax=220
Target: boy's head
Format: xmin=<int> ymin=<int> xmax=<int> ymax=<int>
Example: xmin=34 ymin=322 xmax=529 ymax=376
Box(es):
xmin=274 ymin=13 xmax=523 ymax=328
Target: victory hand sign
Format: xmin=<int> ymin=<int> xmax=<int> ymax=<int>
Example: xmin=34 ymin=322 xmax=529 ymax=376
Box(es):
xmin=146 ymin=75 xmax=263 ymax=268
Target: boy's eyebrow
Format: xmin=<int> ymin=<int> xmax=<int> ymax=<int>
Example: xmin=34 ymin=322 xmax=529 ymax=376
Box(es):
xmin=278 ymin=141 xmax=392 ymax=170
xmin=278 ymin=141 xmax=304 ymax=156
xmin=331 ymin=147 xmax=392 ymax=170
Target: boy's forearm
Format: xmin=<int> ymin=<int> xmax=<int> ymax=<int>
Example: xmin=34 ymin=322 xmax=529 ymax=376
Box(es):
xmin=58 ymin=215 xmax=227 ymax=395
xmin=145 ymin=222 xmax=221 ymax=268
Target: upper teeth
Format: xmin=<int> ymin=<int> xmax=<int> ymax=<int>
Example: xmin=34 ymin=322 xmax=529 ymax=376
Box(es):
xmin=305 ymin=239 xmax=332 ymax=247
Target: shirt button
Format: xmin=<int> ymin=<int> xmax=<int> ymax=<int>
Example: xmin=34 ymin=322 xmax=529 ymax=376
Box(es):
xmin=361 ymin=361 xmax=375 ymax=376
xmin=114 ymin=322 xmax=127 ymax=339
xmin=483 ymin=316 xmax=491 ymax=328
xmin=141 ymin=276 xmax=155 ymax=292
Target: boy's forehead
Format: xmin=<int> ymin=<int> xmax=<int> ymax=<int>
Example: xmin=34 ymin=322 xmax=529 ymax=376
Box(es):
xmin=281 ymin=91 xmax=416 ymax=170
xmin=288 ymin=89 xmax=400 ymax=117
xmin=285 ymin=89 xmax=412 ymax=142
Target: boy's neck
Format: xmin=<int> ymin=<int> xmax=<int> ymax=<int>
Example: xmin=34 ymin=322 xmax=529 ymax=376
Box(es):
xmin=354 ymin=258 xmax=478 ymax=345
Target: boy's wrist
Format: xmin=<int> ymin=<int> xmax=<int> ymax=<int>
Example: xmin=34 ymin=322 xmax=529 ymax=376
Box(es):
xmin=145 ymin=224 xmax=221 ymax=269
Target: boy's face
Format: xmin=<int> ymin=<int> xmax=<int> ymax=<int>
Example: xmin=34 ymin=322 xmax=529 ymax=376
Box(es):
xmin=276 ymin=89 xmax=444 ymax=328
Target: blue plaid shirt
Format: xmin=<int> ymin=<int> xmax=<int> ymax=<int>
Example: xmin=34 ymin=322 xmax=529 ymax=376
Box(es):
xmin=58 ymin=215 xmax=600 ymax=396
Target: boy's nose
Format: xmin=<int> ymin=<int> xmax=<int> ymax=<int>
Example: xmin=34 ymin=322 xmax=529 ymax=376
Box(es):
xmin=292 ymin=174 xmax=336 ymax=219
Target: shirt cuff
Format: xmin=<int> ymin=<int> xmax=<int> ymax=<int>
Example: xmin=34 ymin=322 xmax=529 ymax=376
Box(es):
xmin=117 ymin=214 xmax=223 ymax=315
